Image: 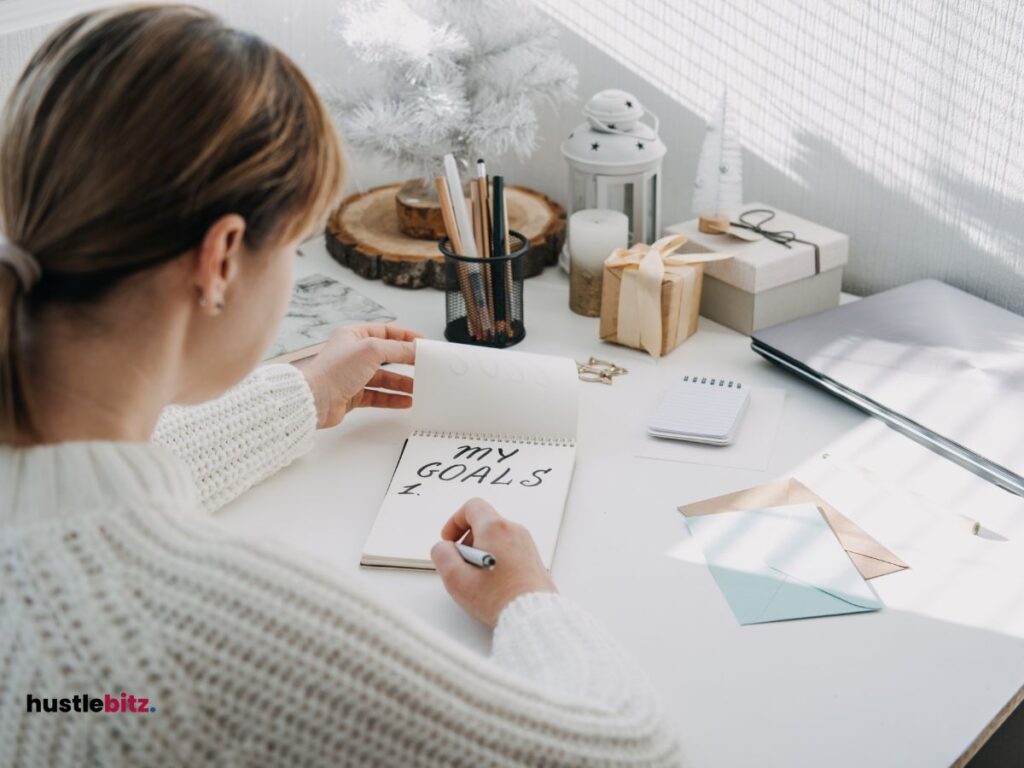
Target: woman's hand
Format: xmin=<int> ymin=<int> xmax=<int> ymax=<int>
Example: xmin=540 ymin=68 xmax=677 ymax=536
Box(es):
xmin=294 ymin=323 xmax=423 ymax=429
xmin=431 ymin=498 xmax=557 ymax=628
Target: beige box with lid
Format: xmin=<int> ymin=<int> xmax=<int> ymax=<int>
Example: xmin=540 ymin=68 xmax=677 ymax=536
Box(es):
xmin=664 ymin=204 xmax=849 ymax=335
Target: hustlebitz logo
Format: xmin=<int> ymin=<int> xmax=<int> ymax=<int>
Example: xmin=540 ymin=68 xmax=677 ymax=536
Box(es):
xmin=26 ymin=692 xmax=156 ymax=714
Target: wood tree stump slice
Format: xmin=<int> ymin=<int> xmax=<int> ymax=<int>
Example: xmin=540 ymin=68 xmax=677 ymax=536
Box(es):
xmin=326 ymin=183 xmax=566 ymax=290
xmin=395 ymin=185 xmax=447 ymax=239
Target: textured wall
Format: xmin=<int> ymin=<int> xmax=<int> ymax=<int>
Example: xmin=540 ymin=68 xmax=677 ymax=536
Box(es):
xmin=527 ymin=0 xmax=1024 ymax=311
xmin=2 ymin=1 xmax=1022 ymax=310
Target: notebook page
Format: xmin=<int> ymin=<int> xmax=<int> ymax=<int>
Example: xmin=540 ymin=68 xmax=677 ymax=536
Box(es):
xmin=362 ymin=434 xmax=575 ymax=569
xmin=411 ymin=339 xmax=578 ymax=442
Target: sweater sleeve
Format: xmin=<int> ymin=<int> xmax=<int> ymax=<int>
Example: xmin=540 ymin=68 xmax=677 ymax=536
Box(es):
xmin=151 ymin=363 xmax=317 ymax=513
xmin=146 ymin=523 xmax=684 ymax=767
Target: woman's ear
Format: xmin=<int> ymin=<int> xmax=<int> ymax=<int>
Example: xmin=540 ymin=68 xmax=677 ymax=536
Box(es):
xmin=193 ymin=214 xmax=246 ymax=315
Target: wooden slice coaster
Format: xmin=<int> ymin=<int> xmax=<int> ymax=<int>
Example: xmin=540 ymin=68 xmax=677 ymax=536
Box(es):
xmin=326 ymin=183 xmax=566 ymax=289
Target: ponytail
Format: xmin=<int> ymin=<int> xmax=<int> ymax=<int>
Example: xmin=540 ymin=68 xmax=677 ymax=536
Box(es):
xmin=0 ymin=269 xmax=24 ymax=441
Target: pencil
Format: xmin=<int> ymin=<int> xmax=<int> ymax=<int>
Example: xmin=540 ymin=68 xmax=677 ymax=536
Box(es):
xmin=476 ymin=160 xmax=491 ymax=258
xmin=477 ymin=159 xmax=495 ymax=338
xmin=501 ymin=183 xmax=513 ymax=335
xmin=435 ymin=175 xmax=481 ymax=340
xmin=470 ymin=182 xmax=491 ymax=341
xmin=491 ymin=175 xmax=507 ymax=343
xmin=443 ymin=154 xmax=492 ymax=339
xmin=471 ymin=182 xmax=482 ymax=260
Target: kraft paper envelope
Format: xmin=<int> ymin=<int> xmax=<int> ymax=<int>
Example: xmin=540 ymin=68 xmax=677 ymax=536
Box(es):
xmin=678 ymin=478 xmax=909 ymax=579
xmin=684 ymin=503 xmax=882 ymax=625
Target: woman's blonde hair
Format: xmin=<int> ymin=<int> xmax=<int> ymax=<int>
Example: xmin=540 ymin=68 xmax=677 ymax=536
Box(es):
xmin=0 ymin=4 xmax=345 ymax=440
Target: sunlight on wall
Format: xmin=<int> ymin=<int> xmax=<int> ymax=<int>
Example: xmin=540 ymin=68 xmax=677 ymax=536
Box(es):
xmin=534 ymin=0 xmax=1024 ymax=310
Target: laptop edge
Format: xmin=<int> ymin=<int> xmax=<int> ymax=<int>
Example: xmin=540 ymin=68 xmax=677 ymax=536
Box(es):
xmin=750 ymin=337 xmax=1024 ymax=497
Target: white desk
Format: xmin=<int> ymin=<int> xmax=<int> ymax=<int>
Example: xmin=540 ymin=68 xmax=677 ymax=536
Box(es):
xmin=217 ymin=237 xmax=1024 ymax=767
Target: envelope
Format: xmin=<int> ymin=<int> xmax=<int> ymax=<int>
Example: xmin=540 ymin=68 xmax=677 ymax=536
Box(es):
xmin=684 ymin=503 xmax=883 ymax=624
xmin=678 ymin=477 xmax=909 ymax=579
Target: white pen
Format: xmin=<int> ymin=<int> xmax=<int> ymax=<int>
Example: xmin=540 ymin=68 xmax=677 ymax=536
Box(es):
xmin=455 ymin=542 xmax=497 ymax=569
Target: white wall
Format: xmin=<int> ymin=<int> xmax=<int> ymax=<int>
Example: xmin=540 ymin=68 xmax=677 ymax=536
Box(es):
xmin=528 ymin=0 xmax=1024 ymax=312
xmin=2 ymin=1 xmax=1022 ymax=311
xmin=0 ymin=0 xmax=403 ymax=194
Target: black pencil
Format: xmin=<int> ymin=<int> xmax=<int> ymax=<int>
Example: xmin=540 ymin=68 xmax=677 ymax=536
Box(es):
xmin=491 ymin=175 xmax=507 ymax=343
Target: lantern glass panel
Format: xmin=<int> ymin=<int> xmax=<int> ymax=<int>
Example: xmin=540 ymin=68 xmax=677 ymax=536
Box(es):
xmin=645 ymin=173 xmax=657 ymax=244
xmin=570 ymin=170 xmax=591 ymax=212
xmin=622 ymin=183 xmax=635 ymax=245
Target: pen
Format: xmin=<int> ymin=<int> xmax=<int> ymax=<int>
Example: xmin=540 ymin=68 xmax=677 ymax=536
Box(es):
xmin=455 ymin=542 xmax=497 ymax=569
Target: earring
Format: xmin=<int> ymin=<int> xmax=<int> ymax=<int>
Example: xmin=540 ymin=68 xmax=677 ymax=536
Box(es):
xmin=196 ymin=289 xmax=224 ymax=312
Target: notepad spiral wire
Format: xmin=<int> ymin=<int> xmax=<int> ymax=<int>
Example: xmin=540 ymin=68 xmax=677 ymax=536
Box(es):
xmin=681 ymin=375 xmax=742 ymax=388
xmin=412 ymin=429 xmax=575 ymax=447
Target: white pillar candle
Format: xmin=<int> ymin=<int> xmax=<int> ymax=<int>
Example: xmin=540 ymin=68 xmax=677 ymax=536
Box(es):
xmin=569 ymin=208 xmax=629 ymax=317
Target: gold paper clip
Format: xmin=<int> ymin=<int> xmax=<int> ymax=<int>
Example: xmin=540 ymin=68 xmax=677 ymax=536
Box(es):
xmin=576 ymin=357 xmax=628 ymax=384
xmin=576 ymin=363 xmax=613 ymax=384
xmin=588 ymin=357 xmax=629 ymax=376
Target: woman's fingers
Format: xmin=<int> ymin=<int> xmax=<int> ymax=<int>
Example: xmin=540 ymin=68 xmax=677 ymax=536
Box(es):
xmin=356 ymin=323 xmax=425 ymax=342
xmin=440 ymin=497 xmax=499 ymax=542
xmin=355 ymin=388 xmax=412 ymax=409
xmin=366 ymin=338 xmax=416 ymax=366
xmin=366 ymin=369 xmax=414 ymax=394
xmin=357 ymin=370 xmax=414 ymax=409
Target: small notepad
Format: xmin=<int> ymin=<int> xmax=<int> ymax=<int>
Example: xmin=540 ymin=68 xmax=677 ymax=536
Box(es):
xmin=648 ymin=375 xmax=750 ymax=445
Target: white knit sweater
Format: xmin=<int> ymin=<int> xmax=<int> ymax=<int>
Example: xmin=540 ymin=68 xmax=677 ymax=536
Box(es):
xmin=0 ymin=363 xmax=681 ymax=767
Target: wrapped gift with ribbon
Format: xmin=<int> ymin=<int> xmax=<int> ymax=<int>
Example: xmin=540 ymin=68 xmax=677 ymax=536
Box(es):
xmin=599 ymin=234 xmax=734 ymax=357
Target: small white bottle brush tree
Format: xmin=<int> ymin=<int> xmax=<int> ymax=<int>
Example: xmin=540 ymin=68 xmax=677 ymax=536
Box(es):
xmin=692 ymin=90 xmax=743 ymax=232
xmin=329 ymin=0 xmax=577 ymax=185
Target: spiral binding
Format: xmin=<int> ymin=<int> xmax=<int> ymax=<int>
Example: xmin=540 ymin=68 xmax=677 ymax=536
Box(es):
xmin=681 ymin=375 xmax=742 ymax=389
xmin=411 ymin=429 xmax=575 ymax=447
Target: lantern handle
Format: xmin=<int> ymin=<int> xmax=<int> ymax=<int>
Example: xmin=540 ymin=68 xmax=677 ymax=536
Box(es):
xmin=646 ymin=108 xmax=660 ymax=136
xmin=587 ymin=108 xmax=659 ymax=141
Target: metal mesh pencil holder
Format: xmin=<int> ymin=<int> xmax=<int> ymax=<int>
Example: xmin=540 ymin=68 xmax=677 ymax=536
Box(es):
xmin=439 ymin=231 xmax=527 ymax=348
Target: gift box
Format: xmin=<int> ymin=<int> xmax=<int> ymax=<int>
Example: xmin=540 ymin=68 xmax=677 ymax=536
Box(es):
xmin=665 ymin=204 xmax=849 ymax=335
xmin=599 ymin=235 xmax=733 ymax=357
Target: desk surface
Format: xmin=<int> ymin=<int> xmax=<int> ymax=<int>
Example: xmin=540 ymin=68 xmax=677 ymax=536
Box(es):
xmin=217 ymin=237 xmax=1024 ymax=768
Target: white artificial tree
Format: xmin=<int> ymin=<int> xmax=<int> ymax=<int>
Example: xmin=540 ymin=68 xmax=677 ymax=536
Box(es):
xmin=692 ymin=90 xmax=743 ymax=217
xmin=330 ymin=0 xmax=577 ymax=178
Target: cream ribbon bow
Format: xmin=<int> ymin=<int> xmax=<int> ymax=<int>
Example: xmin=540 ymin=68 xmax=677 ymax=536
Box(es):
xmin=604 ymin=234 xmax=733 ymax=357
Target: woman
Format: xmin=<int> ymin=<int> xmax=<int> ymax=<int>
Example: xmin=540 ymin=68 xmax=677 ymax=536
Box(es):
xmin=0 ymin=6 xmax=680 ymax=766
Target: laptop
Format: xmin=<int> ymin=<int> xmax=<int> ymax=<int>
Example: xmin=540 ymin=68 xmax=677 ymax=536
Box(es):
xmin=752 ymin=279 xmax=1024 ymax=496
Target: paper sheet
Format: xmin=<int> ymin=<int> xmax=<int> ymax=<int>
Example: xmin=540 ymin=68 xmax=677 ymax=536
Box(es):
xmin=685 ymin=503 xmax=882 ymax=625
xmin=363 ymin=434 xmax=575 ymax=569
xmin=412 ymin=338 xmax=578 ymax=441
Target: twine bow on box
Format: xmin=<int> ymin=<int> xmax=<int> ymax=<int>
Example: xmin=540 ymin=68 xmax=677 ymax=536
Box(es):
xmin=730 ymin=208 xmax=822 ymax=274
xmin=604 ymin=235 xmax=733 ymax=357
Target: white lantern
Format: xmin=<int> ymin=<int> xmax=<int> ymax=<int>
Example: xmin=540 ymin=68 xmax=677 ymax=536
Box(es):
xmin=561 ymin=89 xmax=666 ymax=255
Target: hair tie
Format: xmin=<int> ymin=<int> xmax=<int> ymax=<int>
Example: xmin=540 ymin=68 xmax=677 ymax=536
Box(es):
xmin=0 ymin=235 xmax=41 ymax=290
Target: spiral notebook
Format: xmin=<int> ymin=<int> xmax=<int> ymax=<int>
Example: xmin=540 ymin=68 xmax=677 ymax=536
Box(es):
xmin=361 ymin=339 xmax=579 ymax=570
xmin=648 ymin=375 xmax=750 ymax=445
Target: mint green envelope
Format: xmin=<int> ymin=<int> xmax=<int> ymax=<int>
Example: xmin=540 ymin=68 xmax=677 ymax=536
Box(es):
xmin=684 ymin=503 xmax=882 ymax=625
